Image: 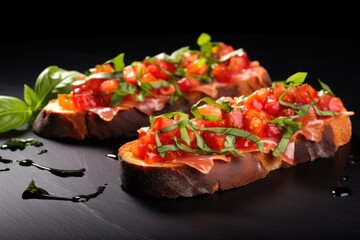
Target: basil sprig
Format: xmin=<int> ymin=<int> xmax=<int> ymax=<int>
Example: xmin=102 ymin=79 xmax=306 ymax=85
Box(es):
xmin=0 ymin=66 xmax=84 ymax=133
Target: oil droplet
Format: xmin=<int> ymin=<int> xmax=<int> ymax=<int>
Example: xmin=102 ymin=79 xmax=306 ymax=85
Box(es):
xmin=106 ymin=153 xmax=118 ymax=160
xmin=331 ymin=186 xmax=352 ymax=197
xmin=38 ymin=149 xmax=48 ymax=155
xmin=339 ymin=175 xmax=349 ymax=181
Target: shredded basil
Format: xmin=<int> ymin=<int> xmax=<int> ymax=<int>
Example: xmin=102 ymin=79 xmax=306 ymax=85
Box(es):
xmin=191 ymin=97 xmax=233 ymax=120
xmin=318 ymin=79 xmax=335 ymax=96
xmin=269 ymin=117 xmax=302 ymax=157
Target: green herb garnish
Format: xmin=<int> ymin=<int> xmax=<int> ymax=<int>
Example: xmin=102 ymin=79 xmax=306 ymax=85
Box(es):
xmin=0 ymin=66 xmax=84 ymax=133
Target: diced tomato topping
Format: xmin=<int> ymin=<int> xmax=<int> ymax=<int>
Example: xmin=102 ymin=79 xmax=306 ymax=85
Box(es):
xmin=263 ymin=94 xmax=281 ymax=116
xmin=181 ymin=52 xmax=200 ymax=68
xmin=145 ymin=58 xmax=176 ymax=80
xmin=295 ymin=84 xmax=318 ymax=104
xmin=235 ymin=138 xmax=257 ymax=152
xmin=100 ymin=79 xmax=120 ymax=95
xmin=318 ymin=94 xmax=344 ymax=112
xmin=186 ymin=60 xmax=208 ymax=76
xmin=203 ymin=131 xmax=226 ymax=151
xmin=72 ymin=94 xmax=107 ymax=110
xmin=95 ymin=64 xmax=115 ymax=73
xmin=211 ymin=63 xmax=232 ymax=83
xmin=197 ymin=104 xmax=223 ymax=119
xmin=273 ymin=83 xmax=296 ymax=104
xmin=123 ymin=66 xmax=137 ymax=85
xmin=158 ymin=84 xmax=176 ymax=96
xmin=264 ymin=123 xmax=283 ymax=140
xmin=133 ymin=131 xmax=156 ymax=159
xmin=58 ymin=94 xmax=75 ymax=110
xmin=140 ymin=72 xmax=158 ymax=82
xmin=228 ymin=53 xmax=250 ymax=73
xmin=152 ymin=117 xmax=176 ymax=131
xmin=223 ymin=109 xmax=243 ymax=128
xmin=211 ymin=43 xmax=234 ymax=58
xmin=328 ymin=97 xmax=344 ymax=112
xmin=243 ymin=108 xmax=272 ymax=138
xmin=244 ymin=88 xmax=271 ymax=110
xmin=177 ymin=77 xmax=200 ymax=92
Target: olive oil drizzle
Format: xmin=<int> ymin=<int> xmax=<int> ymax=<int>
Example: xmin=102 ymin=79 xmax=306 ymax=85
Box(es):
xmin=16 ymin=159 xmax=86 ymax=177
xmin=22 ymin=180 xmax=107 ymax=202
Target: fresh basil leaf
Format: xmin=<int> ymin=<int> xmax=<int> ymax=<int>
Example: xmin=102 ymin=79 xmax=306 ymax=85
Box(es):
xmin=159 ymin=123 xmax=179 ymax=133
xmin=191 ymin=96 xmax=233 ymax=120
xmin=24 ymin=84 xmax=38 ymax=111
xmin=197 ymin=33 xmax=211 ymax=46
xmin=105 ymin=53 xmax=125 ymax=72
xmin=169 ymin=46 xmax=189 ymax=63
xmin=312 ymin=104 xmax=338 ymax=116
xmin=197 ymin=33 xmax=212 ymax=58
xmin=179 ymin=121 xmax=190 ymax=145
xmin=141 ymin=80 xmax=169 ymax=90
xmin=0 ymin=96 xmax=32 ymax=133
xmin=194 ymin=126 xmax=264 ymax=152
xmin=269 ymin=117 xmax=302 ymax=157
xmin=318 ymin=79 xmax=335 ymax=96
xmin=186 ymin=122 xmax=208 ymax=150
xmin=84 ymin=72 xmax=122 ymax=81
xmin=285 ymin=72 xmax=307 ymax=86
xmin=157 ymin=144 xmax=180 ymax=156
xmin=194 ymin=96 xmax=233 ymax=112
xmin=174 ymin=137 xmax=207 ymax=154
xmin=155 ymin=132 xmax=165 ymax=157
xmin=110 ymin=81 xmax=137 ymax=106
xmin=35 ymin=66 xmax=84 ymax=109
xmin=191 ymin=106 xmax=221 ymax=121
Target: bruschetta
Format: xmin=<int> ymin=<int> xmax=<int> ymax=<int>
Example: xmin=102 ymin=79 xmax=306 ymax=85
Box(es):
xmin=31 ymin=33 xmax=271 ymax=139
xmin=118 ymin=72 xmax=354 ymax=198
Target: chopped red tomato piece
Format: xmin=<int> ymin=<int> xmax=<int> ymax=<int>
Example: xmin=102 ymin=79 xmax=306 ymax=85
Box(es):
xmin=58 ymin=94 xmax=75 ymax=110
xmin=100 ymin=79 xmax=120 ymax=95
xmin=145 ymin=58 xmax=176 ymax=80
xmin=243 ymin=108 xmax=272 ymax=138
xmin=228 ymin=53 xmax=250 ymax=73
xmin=95 ymin=64 xmax=115 ymax=73
xmin=328 ymin=97 xmax=344 ymax=112
xmin=181 ymin=52 xmax=200 ymax=68
xmin=177 ymin=77 xmax=200 ymax=92
xmin=203 ymin=131 xmax=226 ymax=151
xmin=295 ymin=84 xmax=318 ymax=104
xmin=197 ymin=104 xmax=222 ymax=118
xmin=186 ymin=60 xmax=208 ymax=76
xmin=211 ymin=43 xmax=234 ymax=58
xmin=211 ymin=64 xmax=232 ymax=83
xmin=72 ymin=94 xmax=107 ymax=110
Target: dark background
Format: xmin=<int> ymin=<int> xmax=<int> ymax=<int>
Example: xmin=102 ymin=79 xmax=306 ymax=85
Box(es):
xmin=1 ymin=4 xmax=360 ymax=240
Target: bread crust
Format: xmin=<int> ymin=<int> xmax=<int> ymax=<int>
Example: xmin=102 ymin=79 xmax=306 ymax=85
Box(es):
xmin=118 ymin=114 xmax=352 ymax=198
xmin=32 ymin=68 xmax=271 ymax=139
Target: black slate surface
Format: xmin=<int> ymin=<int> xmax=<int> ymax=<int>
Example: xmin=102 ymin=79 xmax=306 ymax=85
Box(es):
xmin=0 ymin=34 xmax=359 ymax=240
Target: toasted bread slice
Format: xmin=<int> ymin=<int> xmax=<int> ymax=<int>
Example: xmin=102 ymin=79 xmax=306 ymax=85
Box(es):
xmin=118 ymin=114 xmax=352 ymax=198
xmin=33 ymin=66 xmax=270 ymax=140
